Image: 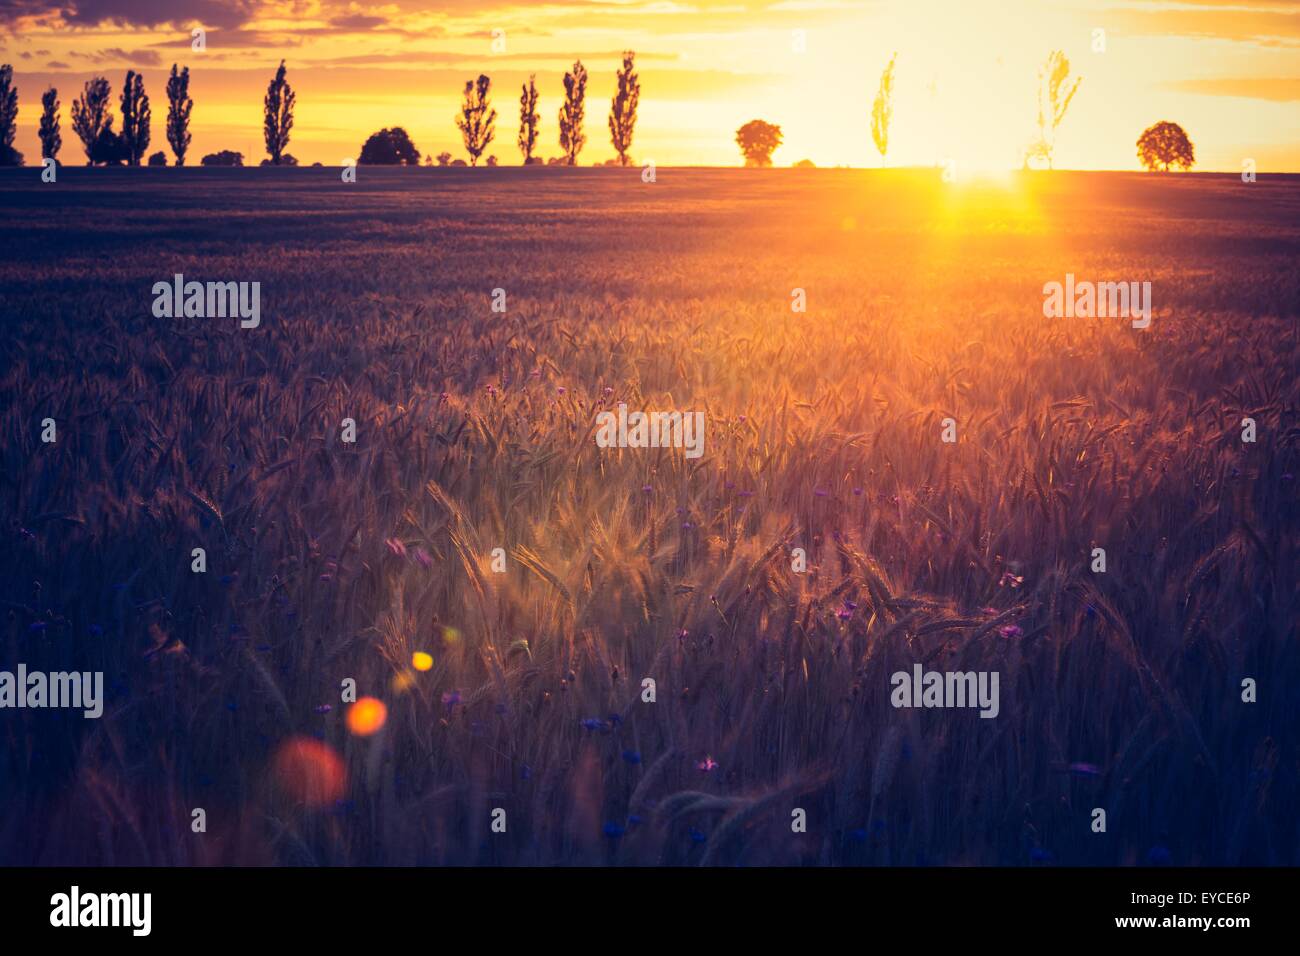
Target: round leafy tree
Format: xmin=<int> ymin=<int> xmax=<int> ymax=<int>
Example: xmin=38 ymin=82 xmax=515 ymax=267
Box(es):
xmin=359 ymin=127 xmax=421 ymax=166
xmin=735 ymin=119 xmax=782 ymax=167
xmin=1136 ymin=121 xmax=1195 ymax=172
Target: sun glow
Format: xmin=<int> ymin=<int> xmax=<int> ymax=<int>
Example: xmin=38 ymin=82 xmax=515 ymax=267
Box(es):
xmin=3 ymin=0 xmax=1298 ymax=168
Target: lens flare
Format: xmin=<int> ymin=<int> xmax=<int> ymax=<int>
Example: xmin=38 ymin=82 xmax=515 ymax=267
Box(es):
xmin=412 ymin=651 xmax=433 ymax=671
xmin=390 ymin=671 xmax=414 ymax=694
xmin=272 ymin=736 xmax=346 ymax=807
xmin=347 ymin=696 xmax=388 ymax=736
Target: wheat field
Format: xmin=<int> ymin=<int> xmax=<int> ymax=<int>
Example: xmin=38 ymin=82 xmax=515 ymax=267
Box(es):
xmin=0 ymin=167 xmax=1296 ymax=865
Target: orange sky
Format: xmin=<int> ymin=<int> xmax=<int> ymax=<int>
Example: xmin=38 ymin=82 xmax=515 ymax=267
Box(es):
xmin=2 ymin=0 xmax=1297 ymax=169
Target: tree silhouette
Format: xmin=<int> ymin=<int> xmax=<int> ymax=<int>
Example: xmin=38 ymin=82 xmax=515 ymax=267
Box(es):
xmin=436 ymin=151 xmax=452 ymax=166
xmin=90 ymin=126 xmax=128 ymax=165
xmin=71 ymin=76 xmax=112 ymax=164
xmin=1033 ymin=50 xmax=1081 ymax=169
xmin=263 ymin=60 xmax=295 ymax=166
xmin=200 ymin=150 xmax=243 ymax=166
xmin=39 ymin=87 xmax=61 ymax=162
xmin=735 ymin=119 xmax=782 ymax=167
xmin=147 ymin=150 xmax=167 ymax=166
xmin=871 ymin=52 xmax=897 ymax=164
xmin=0 ymin=64 xmax=19 ymax=166
xmin=166 ymin=64 xmax=193 ymax=166
xmin=120 ymin=70 xmax=150 ymax=166
xmin=1022 ymin=139 xmax=1051 ymax=170
xmin=456 ymin=74 xmax=496 ymax=166
xmin=359 ymin=127 xmax=421 ymax=165
xmin=1136 ymin=121 xmax=1195 ymax=172
xmin=608 ymin=51 xmax=640 ymax=167
xmin=559 ymin=60 xmax=588 ymax=165
xmin=518 ymin=74 xmax=540 ymax=164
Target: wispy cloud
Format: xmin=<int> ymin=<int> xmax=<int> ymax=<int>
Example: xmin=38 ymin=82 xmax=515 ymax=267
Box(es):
xmin=1160 ymin=75 xmax=1300 ymax=101
xmin=70 ymin=46 xmax=164 ymax=65
xmin=1104 ymin=4 xmax=1300 ymax=46
xmin=16 ymin=0 xmax=262 ymax=29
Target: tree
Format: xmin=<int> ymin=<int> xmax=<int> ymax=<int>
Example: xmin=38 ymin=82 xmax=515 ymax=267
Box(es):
xmin=558 ymin=60 xmax=588 ymax=165
xmin=486 ymin=155 xmax=498 ymax=167
xmin=147 ymin=150 xmax=167 ymax=166
xmin=200 ymin=150 xmax=244 ymax=166
xmin=1136 ymin=121 xmax=1195 ymax=172
xmin=1022 ymin=139 xmax=1051 ymax=170
xmin=71 ymin=76 xmax=112 ymax=164
xmin=735 ymin=119 xmax=782 ymax=167
xmin=119 ymin=70 xmax=150 ymax=166
xmin=0 ymin=64 xmax=19 ymax=166
xmin=263 ymin=60 xmax=295 ymax=165
xmin=359 ymin=127 xmax=421 ymax=165
xmin=871 ymin=52 xmax=897 ymax=163
xmin=608 ymin=51 xmax=640 ymax=167
xmin=518 ymin=74 xmax=540 ymax=164
xmin=90 ymin=127 xmax=128 ymax=165
xmin=1033 ymin=50 xmax=1081 ymax=169
xmin=166 ymin=64 xmax=193 ymax=166
xmin=456 ymin=74 xmax=496 ymax=166
xmin=38 ymin=87 xmax=60 ymax=162
xmin=259 ymin=154 xmax=297 ymax=166
xmin=436 ymin=151 xmax=452 ymax=166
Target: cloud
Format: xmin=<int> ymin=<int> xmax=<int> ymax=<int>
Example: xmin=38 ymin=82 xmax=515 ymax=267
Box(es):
xmin=0 ymin=0 xmax=54 ymax=24
xmin=1105 ymin=6 xmax=1300 ymax=45
xmin=766 ymin=0 xmax=872 ymax=9
xmin=1160 ymin=76 xmax=1300 ymax=101
xmin=144 ymin=16 xmax=431 ymax=50
xmin=304 ymin=48 xmax=679 ymax=68
xmin=70 ymin=46 xmax=164 ymax=65
xmin=148 ymin=28 xmax=307 ymax=49
xmin=0 ymin=0 xmax=260 ymax=29
xmin=329 ymin=14 xmax=389 ymax=30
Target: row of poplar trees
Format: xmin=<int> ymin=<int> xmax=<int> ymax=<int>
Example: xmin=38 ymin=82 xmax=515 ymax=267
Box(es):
xmin=0 ymin=60 xmax=294 ymax=166
xmin=0 ymin=62 xmax=194 ymax=166
xmin=467 ymin=52 xmax=641 ymax=166
xmin=0 ymin=53 xmax=637 ymax=168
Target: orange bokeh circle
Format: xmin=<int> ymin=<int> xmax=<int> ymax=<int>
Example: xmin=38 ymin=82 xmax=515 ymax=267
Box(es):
xmin=272 ymin=736 xmax=346 ymax=807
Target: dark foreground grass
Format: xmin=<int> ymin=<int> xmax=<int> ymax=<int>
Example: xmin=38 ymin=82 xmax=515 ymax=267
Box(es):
xmin=0 ymin=167 xmax=1296 ymax=865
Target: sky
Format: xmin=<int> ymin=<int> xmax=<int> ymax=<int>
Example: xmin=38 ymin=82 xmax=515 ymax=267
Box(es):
xmin=1 ymin=0 xmax=1298 ymax=169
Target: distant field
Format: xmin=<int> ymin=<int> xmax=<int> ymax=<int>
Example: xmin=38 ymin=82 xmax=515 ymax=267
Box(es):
xmin=0 ymin=168 xmax=1296 ymax=865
